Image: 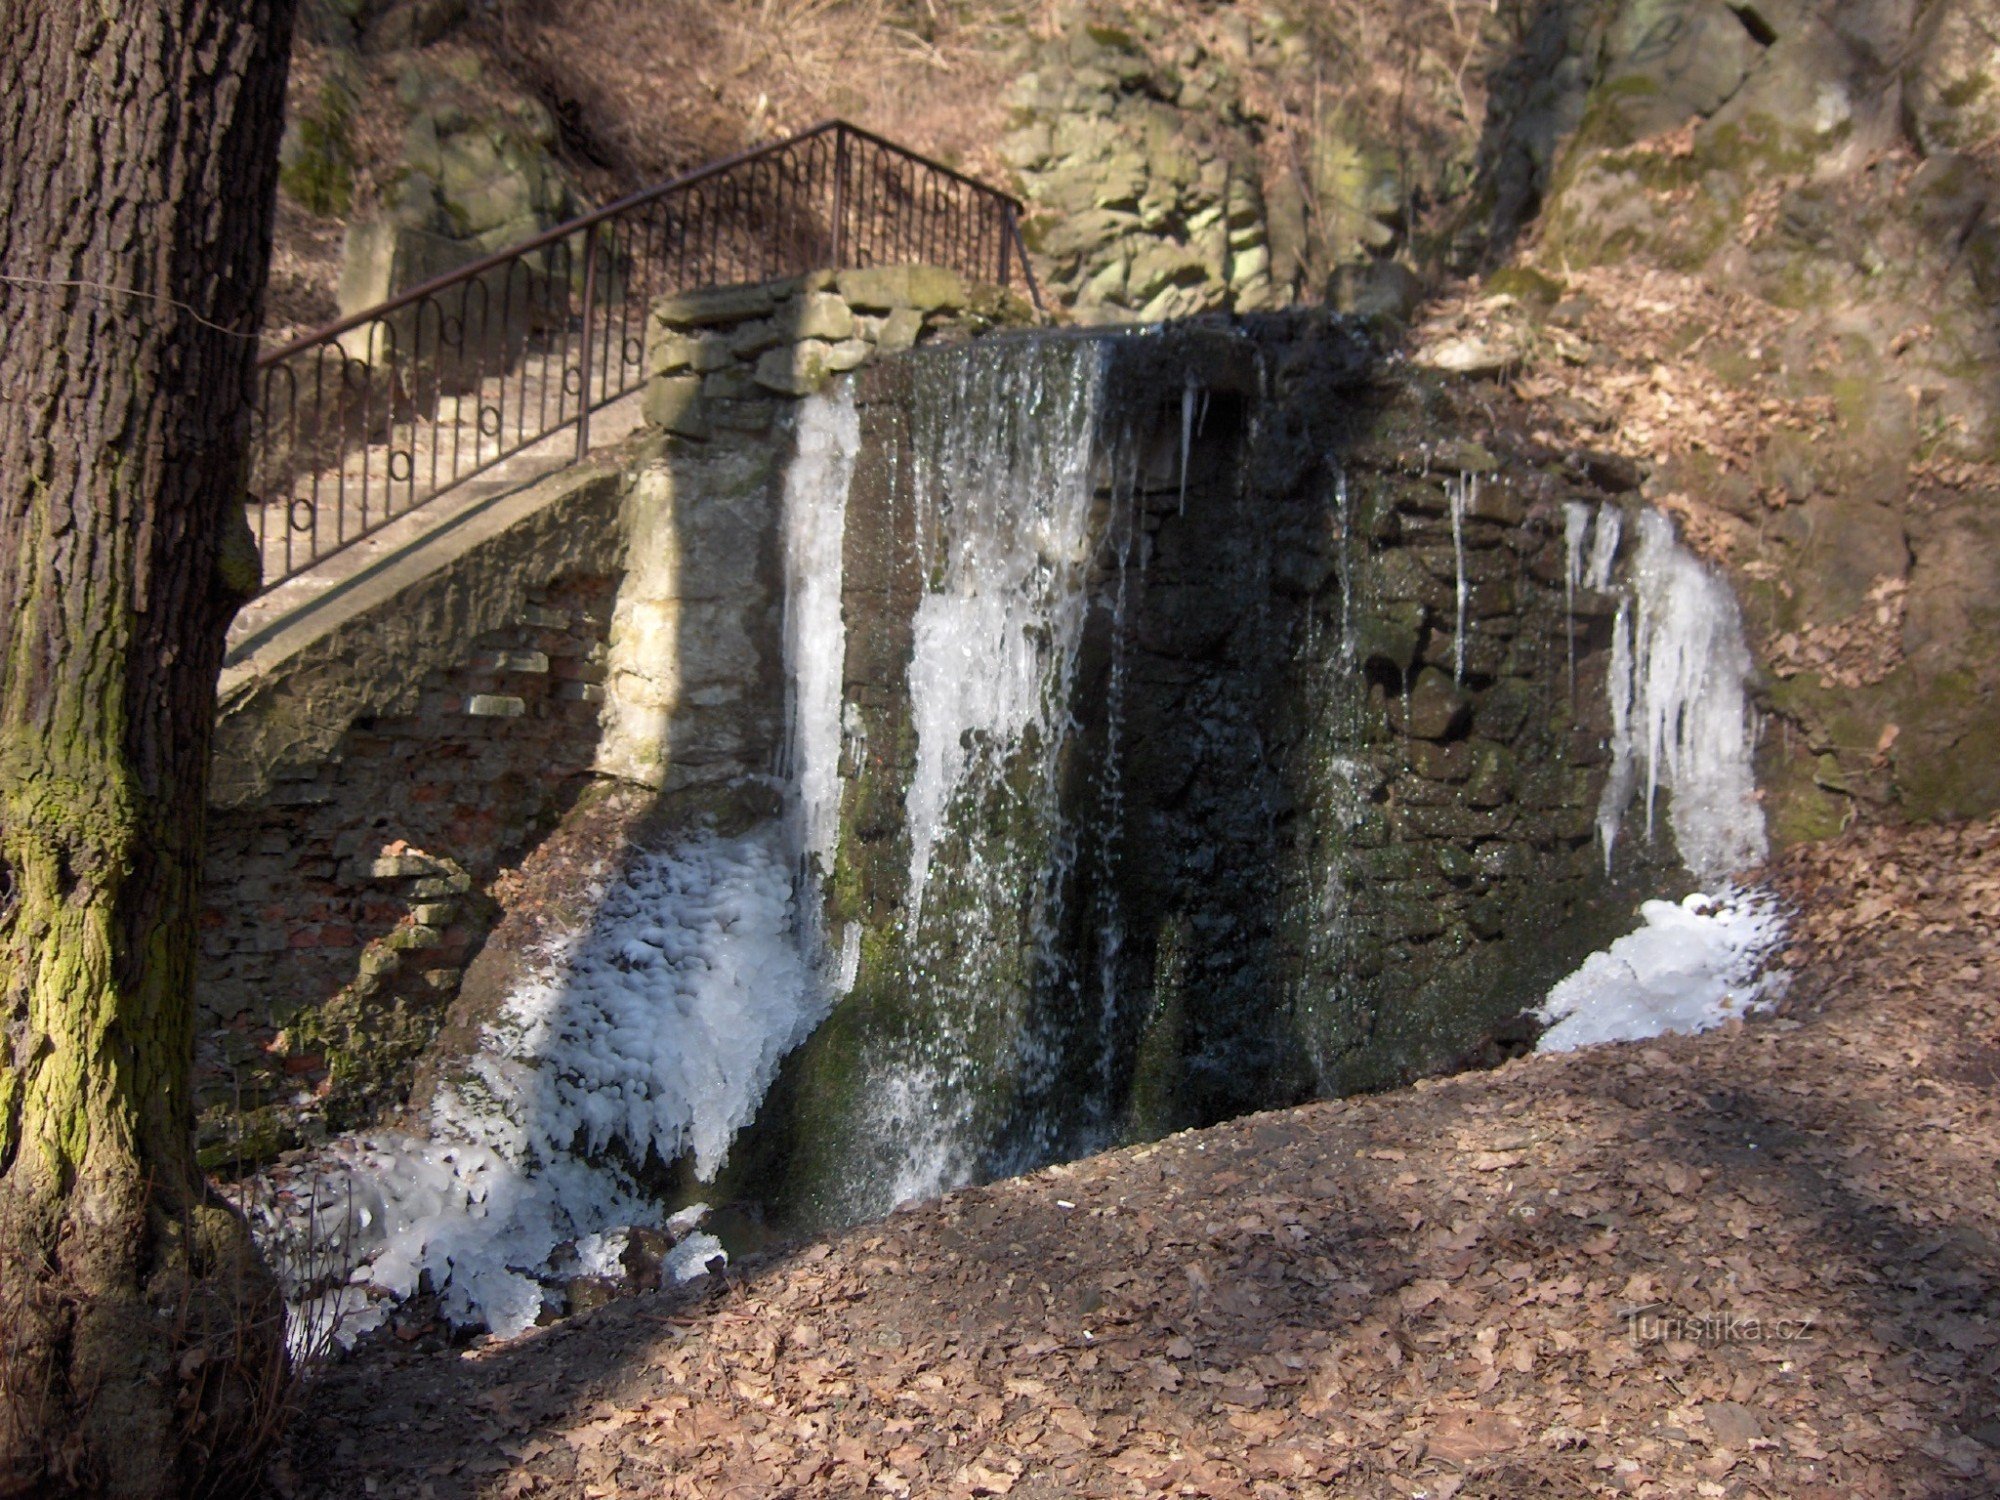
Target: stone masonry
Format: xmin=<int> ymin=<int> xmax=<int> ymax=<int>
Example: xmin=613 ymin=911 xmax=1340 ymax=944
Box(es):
xmin=198 ymin=264 xmax=1023 ymax=1170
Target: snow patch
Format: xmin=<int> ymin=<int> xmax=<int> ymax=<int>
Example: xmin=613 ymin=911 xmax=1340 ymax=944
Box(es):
xmin=1533 ymin=888 xmax=1788 ymax=1053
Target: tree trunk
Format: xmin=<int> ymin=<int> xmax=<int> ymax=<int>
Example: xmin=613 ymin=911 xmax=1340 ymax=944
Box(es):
xmin=0 ymin=2 xmax=296 ymax=1494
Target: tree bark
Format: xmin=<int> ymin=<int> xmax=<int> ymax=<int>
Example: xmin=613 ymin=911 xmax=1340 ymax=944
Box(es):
xmin=0 ymin=2 xmax=296 ymax=1494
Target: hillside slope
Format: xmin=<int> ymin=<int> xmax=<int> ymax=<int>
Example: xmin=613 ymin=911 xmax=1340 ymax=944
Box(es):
xmin=278 ymin=816 xmax=2000 ymax=1499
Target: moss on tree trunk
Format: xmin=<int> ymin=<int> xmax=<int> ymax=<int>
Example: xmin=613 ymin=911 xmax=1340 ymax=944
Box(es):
xmin=0 ymin=1 xmax=298 ymax=1493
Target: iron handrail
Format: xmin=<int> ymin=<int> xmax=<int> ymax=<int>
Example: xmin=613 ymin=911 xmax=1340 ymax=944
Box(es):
xmin=248 ymin=120 xmax=1042 ymax=593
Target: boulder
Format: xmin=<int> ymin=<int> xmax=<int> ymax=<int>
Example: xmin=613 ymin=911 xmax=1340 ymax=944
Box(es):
xmin=1905 ymin=0 xmax=2000 ymax=154
xmin=643 ymin=375 xmax=709 ymax=440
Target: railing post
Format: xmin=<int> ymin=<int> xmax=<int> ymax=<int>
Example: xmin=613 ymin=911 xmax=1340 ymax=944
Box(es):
xmin=576 ymin=221 xmax=600 ymax=459
xmin=831 ymin=126 xmax=851 ymax=269
xmin=998 ymin=200 xmax=1013 ymax=293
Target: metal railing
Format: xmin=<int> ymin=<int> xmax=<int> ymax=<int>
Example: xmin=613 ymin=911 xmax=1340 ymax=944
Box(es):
xmin=248 ymin=120 xmax=1042 ymax=592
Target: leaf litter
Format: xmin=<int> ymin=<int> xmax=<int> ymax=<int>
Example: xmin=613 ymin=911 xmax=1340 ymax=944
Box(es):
xmin=276 ymin=817 xmax=2000 ymax=1499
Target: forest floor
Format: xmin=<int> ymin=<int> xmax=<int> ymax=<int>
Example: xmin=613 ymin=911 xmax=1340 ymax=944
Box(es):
xmin=272 ymin=816 xmax=2000 ymax=1500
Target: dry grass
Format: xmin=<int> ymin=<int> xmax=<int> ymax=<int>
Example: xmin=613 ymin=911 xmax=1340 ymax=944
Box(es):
xmin=477 ymin=0 xmax=1029 ymax=198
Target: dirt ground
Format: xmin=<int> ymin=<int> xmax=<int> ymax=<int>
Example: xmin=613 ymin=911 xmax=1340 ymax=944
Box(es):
xmin=271 ymin=816 xmax=2000 ymax=1500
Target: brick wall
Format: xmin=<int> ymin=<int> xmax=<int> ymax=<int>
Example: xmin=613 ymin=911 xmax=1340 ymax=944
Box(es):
xmin=196 ymin=573 xmax=616 ymax=1166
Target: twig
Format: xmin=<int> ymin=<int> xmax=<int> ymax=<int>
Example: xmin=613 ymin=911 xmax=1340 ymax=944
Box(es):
xmin=0 ymin=272 xmax=259 ymax=340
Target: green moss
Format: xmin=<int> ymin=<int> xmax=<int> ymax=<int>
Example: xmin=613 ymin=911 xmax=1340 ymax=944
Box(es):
xmin=1891 ymin=668 xmax=2000 ymax=821
xmin=280 ymin=81 xmax=356 ymax=216
xmin=1768 ymin=773 xmax=1852 ymax=847
xmin=194 ymin=1104 xmax=294 ymax=1175
xmin=1484 ymin=266 xmax=1566 ymax=309
xmin=1941 ymin=73 xmax=1990 ymax=111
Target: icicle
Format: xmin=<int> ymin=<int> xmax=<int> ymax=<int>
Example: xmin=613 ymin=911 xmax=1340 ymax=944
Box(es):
xmin=1596 ymin=597 xmax=1636 ymax=873
xmin=781 ymin=385 xmax=861 ymax=965
xmin=1597 ymin=511 xmax=1766 ymax=882
xmin=1563 ymin=500 xmax=1592 ymax=700
xmin=1563 ymin=501 xmax=1593 ymax=597
xmin=1178 ymin=376 xmax=1203 ymax=516
xmin=1448 ymin=473 xmax=1472 ymax=684
xmin=1585 ymin=504 xmax=1623 ymax=591
xmin=1333 ymin=463 xmax=1355 ymax=659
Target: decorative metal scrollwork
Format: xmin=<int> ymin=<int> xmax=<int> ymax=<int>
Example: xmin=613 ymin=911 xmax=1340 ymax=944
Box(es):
xmin=288 ymin=497 xmax=316 ymax=533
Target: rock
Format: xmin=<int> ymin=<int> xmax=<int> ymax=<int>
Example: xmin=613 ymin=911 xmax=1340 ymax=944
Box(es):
xmin=1571 ymin=450 xmax=1644 ymax=494
xmin=1598 ymin=0 xmax=1768 ymax=142
xmin=835 ymin=265 xmax=965 ymax=314
xmin=1464 ymin=743 xmax=1517 ymax=808
xmin=1433 ymin=440 xmax=1500 ymax=475
xmin=1030 ymin=207 xmax=1140 ymax=262
xmin=648 ymin=331 xmax=731 ymax=377
xmin=790 ymin=290 xmax=856 ymax=342
xmin=643 ymin=375 xmax=709 ymax=439
xmin=565 ymin=1276 xmax=624 ymax=1315
xmin=1393 ymin=668 xmax=1472 ymax=741
xmin=1091 ymin=151 xmax=1150 ymax=211
xmin=1228 ymin=243 xmax=1270 ymax=288
xmin=727 ymin=318 xmax=789 ymax=358
xmin=1466 ymin=481 xmax=1526 ymax=525
xmin=999 ymin=122 xmax=1054 ymax=170
xmin=334 ymin=217 xmax=490 ymax=356
xmin=874 ymin=307 xmax=924 ymax=353
xmin=1079 ymin=258 xmax=1129 ymax=307
xmin=754 ymin=341 xmax=831 ymax=396
xmin=656 ymin=281 xmax=780 ymax=328
xmin=1905 ymin=0 xmax=2000 ymax=154
xmin=1413 ymin=336 xmax=1520 ymax=378
xmin=824 ymin=338 xmax=872 ymax=373
xmin=1127 ymin=239 xmax=1210 ymax=303
xmin=362 ymin=0 xmax=467 ymax=52
xmin=619 ymin=1226 xmax=681 ymax=1290
xmin=1331 ymin=259 xmax=1425 ymax=325
xmin=1138 ymin=281 xmax=1225 ymax=323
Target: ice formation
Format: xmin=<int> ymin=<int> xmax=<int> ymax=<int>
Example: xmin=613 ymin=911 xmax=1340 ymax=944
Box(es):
xmin=782 ymin=385 xmax=860 ymax=966
xmin=432 ymin=827 xmax=825 ymax=1182
xmin=1448 ymin=474 xmax=1474 ymax=683
xmin=1593 ymin=508 xmax=1767 ymax=882
xmin=1533 ymin=887 xmax=1788 ymax=1052
xmin=902 ymin=343 xmax=1107 ymax=914
xmin=245 ymin=391 xmax=865 ymax=1347
xmin=243 ymin=1136 xmax=722 ymax=1353
xmin=843 ymin=338 xmax=1119 ymax=1214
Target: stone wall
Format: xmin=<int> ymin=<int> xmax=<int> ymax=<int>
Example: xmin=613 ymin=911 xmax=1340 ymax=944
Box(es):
xmin=597 ymin=263 xmax=1031 ymax=793
xmin=199 ymin=572 xmax=617 ymax=1164
xmin=999 ymin=10 xmax=1454 ymax=326
xmin=739 ymin=317 xmax=1682 ymax=1227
